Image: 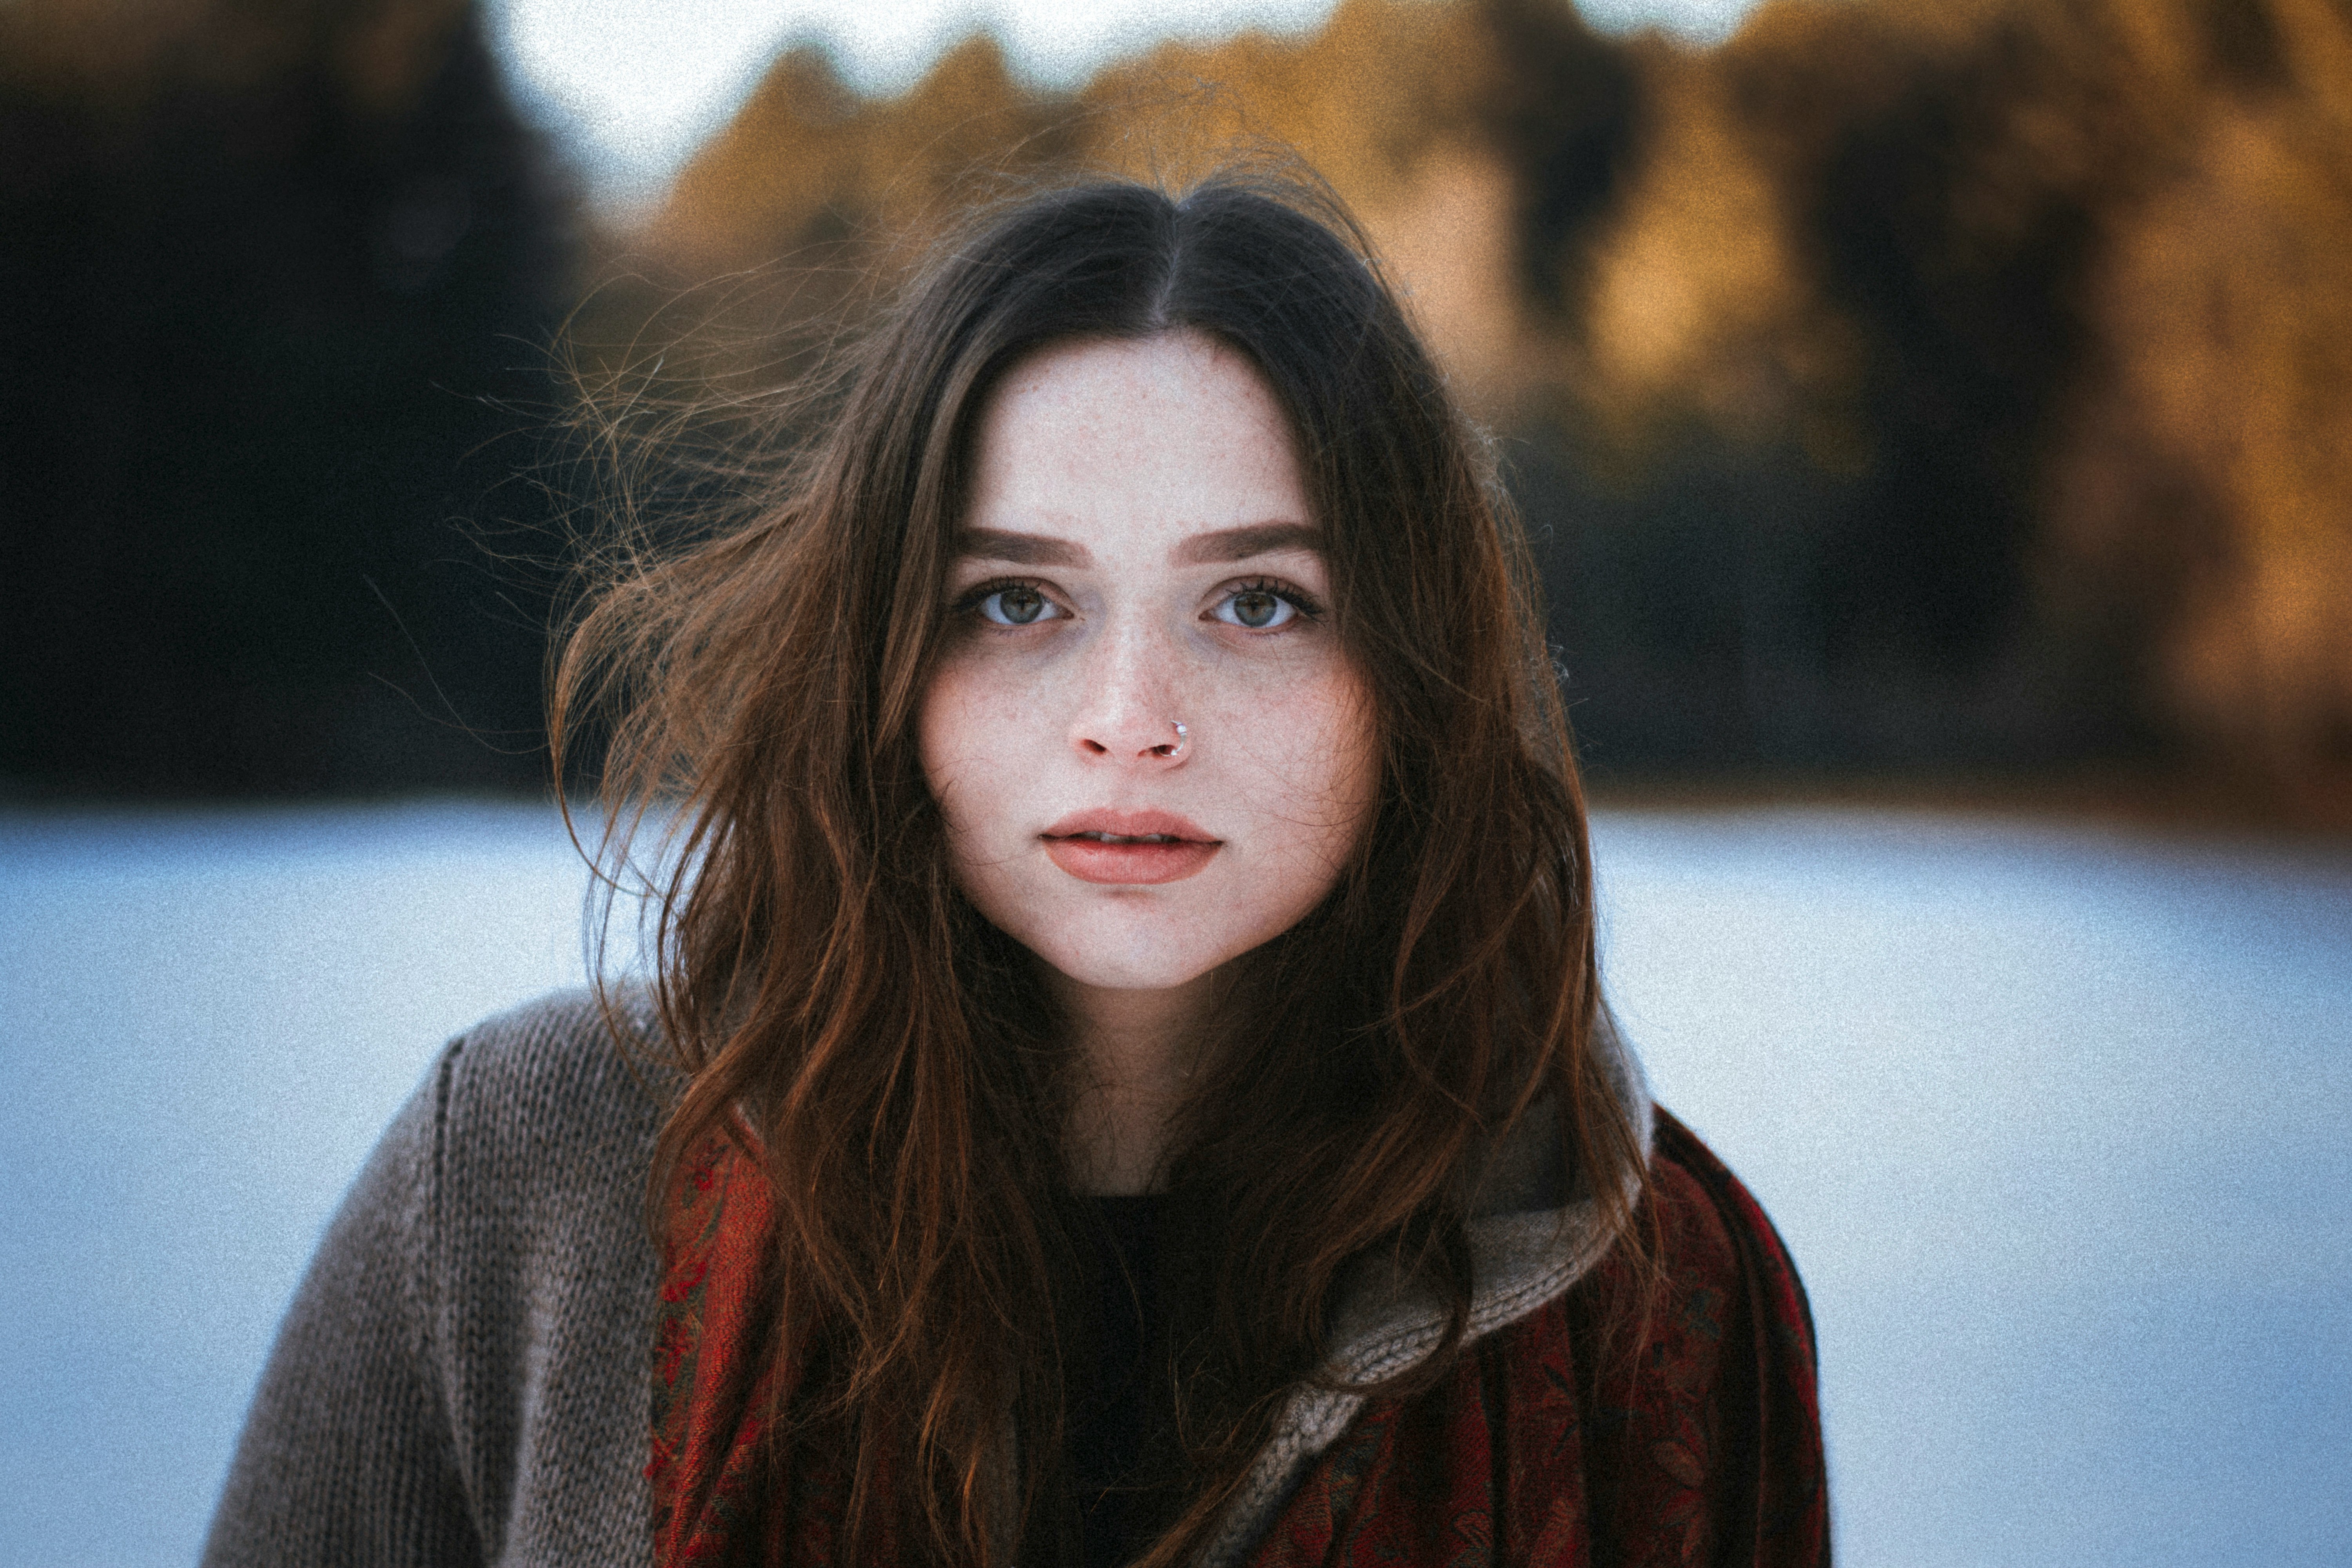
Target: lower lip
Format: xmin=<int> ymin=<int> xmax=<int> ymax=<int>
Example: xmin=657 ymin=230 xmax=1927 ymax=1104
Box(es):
xmin=1044 ymin=836 xmax=1221 ymax=886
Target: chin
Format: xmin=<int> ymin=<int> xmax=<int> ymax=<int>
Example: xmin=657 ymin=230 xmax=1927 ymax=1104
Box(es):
xmin=1010 ymin=903 xmax=1236 ymax=994
xmin=1029 ymin=933 xmax=1223 ymax=994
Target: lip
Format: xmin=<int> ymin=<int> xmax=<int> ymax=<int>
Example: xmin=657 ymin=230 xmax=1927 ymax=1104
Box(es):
xmin=1041 ymin=808 xmax=1221 ymax=886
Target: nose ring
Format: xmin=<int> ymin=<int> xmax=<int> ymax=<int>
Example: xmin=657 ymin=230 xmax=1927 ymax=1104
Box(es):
xmin=1163 ymin=720 xmax=1189 ymax=759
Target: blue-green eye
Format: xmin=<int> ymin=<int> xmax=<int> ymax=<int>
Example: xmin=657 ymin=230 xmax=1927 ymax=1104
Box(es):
xmin=1212 ymin=583 xmax=1310 ymax=630
xmin=975 ymin=584 xmax=1059 ymax=626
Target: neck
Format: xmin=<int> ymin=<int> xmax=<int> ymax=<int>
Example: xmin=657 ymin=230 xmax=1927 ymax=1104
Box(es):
xmin=1050 ymin=969 xmax=1220 ymax=1196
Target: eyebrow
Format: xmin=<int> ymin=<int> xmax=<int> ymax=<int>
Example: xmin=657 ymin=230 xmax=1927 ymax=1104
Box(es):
xmin=952 ymin=522 xmax=1321 ymax=568
xmin=1174 ymin=522 xmax=1322 ymax=565
xmin=954 ymin=528 xmax=1088 ymax=566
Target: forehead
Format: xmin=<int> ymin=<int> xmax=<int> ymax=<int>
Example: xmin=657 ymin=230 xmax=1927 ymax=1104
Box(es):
xmin=962 ymin=331 xmax=1313 ymax=553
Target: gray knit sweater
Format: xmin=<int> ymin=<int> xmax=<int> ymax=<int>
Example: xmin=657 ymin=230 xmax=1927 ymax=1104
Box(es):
xmin=201 ymin=990 xmax=1651 ymax=1568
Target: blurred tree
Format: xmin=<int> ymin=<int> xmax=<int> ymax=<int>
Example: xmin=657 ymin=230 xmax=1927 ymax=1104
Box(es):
xmin=0 ymin=0 xmax=575 ymax=795
xmin=1558 ymin=0 xmax=2352 ymax=804
xmin=17 ymin=0 xmax=2341 ymax=811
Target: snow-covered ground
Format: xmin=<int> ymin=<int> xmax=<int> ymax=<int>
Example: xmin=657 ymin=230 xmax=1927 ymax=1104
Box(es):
xmin=2 ymin=801 xmax=2347 ymax=1565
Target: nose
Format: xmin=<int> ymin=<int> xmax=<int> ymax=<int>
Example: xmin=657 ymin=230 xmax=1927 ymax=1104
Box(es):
xmin=1068 ymin=620 xmax=1189 ymax=765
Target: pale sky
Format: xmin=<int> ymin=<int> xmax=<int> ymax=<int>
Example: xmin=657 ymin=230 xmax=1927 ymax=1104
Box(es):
xmin=483 ymin=0 xmax=1764 ymax=212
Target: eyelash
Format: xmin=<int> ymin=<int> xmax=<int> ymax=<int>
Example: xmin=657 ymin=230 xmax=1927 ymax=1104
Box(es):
xmin=951 ymin=576 xmax=1061 ymax=625
xmin=947 ymin=575 xmax=1327 ymax=626
xmin=1223 ymin=577 xmax=1325 ymax=624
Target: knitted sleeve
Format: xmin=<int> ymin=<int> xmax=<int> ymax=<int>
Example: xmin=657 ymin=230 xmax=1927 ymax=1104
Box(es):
xmin=201 ymin=1041 xmax=484 ymax=1567
xmin=203 ymin=993 xmax=668 ymax=1568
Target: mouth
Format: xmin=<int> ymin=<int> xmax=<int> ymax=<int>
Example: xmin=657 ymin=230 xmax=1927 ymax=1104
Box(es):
xmin=1042 ymin=810 xmax=1221 ymax=886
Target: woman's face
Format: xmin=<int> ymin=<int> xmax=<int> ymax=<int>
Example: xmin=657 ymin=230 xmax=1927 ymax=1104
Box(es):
xmin=919 ymin=330 xmax=1379 ymax=1000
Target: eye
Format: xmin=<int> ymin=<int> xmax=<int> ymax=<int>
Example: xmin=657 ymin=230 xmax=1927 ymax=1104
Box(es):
xmin=1210 ymin=580 xmax=1317 ymax=631
xmin=967 ymin=582 xmax=1063 ymax=626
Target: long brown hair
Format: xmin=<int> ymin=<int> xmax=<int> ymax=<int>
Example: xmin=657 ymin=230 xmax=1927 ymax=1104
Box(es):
xmin=554 ymin=171 xmax=1647 ymax=1566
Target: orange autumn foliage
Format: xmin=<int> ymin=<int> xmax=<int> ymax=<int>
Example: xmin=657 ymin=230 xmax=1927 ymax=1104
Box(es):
xmin=591 ymin=0 xmax=2352 ymax=804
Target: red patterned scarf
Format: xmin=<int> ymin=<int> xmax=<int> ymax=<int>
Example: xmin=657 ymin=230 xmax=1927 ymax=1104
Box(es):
xmin=650 ymin=1110 xmax=1829 ymax=1566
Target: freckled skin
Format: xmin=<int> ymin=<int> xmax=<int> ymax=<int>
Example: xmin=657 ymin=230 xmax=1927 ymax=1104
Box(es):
xmin=918 ymin=331 xmax=1379 ymax=1004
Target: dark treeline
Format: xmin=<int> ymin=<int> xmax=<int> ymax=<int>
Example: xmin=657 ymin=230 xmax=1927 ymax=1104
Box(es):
xmin=2 ymin=0 xmax=573 ymax=795
xmin=7 ymin=0 xmax=2348 ymax=814
xmin=622 ymin=0 xmax=2352 ymax=813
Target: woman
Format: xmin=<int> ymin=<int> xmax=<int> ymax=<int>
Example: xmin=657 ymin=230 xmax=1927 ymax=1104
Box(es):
xmin=204 ymin=175 xmax=1827 ymax=1567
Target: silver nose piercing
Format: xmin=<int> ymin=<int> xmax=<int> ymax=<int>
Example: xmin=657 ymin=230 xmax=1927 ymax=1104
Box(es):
xmin=1166 ymin=720 xmax=1188 ymax=759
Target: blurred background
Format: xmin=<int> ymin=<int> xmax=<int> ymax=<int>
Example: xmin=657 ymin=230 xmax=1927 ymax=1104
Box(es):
xmin=3 ymin=0 xmax=2348 ymax=1564
xmin=9 ymin=0 xmax=2352 ymax=812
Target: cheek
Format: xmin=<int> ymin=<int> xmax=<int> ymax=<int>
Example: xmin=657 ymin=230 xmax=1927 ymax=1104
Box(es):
xmin=1223 ymin=664 xmax=1380 ymax=866
xmin=917 ymin=664 xmax=1004 ymax=849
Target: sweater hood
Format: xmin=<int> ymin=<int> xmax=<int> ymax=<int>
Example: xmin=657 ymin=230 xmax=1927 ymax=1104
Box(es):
xmin=1192 ymin=1010 xmax=1654 ymax=1566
